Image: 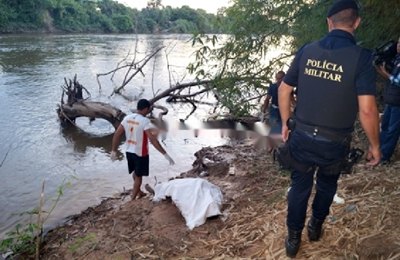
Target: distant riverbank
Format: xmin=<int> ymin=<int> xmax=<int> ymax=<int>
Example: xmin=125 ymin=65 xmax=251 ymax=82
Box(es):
xmin=0 ymin=2 xmax=227 ymax=35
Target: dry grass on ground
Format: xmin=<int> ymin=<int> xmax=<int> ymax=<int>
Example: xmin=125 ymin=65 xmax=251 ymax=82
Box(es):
xmin=40 ymin=142 xmax=400 ymax=260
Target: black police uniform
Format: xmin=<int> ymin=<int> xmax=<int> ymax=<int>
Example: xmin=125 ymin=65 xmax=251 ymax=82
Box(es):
xmin=283 ymin=29 xmax=376 ymax=232
xmin=268 ymin=81 xmax=283 ymax=133
xmin=383 ymin=54 xmax=400 ymax=106
xmin=380 ymin=53 xmax=400 ymax=162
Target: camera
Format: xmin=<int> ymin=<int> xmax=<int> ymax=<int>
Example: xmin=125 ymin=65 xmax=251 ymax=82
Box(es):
xmin=373 ymin=40 xmax=397 ymax=72
xmin=340 ymin=148 xmax=364 ymax=174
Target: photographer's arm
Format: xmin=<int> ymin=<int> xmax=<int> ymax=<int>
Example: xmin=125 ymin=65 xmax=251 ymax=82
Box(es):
xmin=262 ymin=95 xmax=270 ymax=113
xmin=376 ymin=63 xmax=390 ymax=79
xmin=278 ymin=81 xmax=294 ymax=142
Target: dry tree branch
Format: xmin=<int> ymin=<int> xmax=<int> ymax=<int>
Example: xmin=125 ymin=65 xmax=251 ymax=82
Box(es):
xmin=181 ymin=98 xmax=197 ymax=121
xmin=165 ymin=46 xmax=173 ymax=88
xmin=168 ymin=88 xmax=210 ymax=99
xmin=149 ymin=80 xmax=212 ymax=104
xmin=122 ymin=53 xmax=140 ymax=85
xmin=145 ymin=79 xmax=214 ymax=120
xmin=0 ymin=146 xmax=11 ymax=168
xmin=111 ymin=35 xmax=138 ymax=89
xmin=151 ymin=55 xmax=157 ymax=97
xmin=97 ymin=64 xmax=135 ymax=90
xmin=96 ymin=46 xmax=164 ymax=95
xmin=114 ymin=46 xmax=164 ymax=94
xmin=114 ymin=52 xmax=133 ymax=81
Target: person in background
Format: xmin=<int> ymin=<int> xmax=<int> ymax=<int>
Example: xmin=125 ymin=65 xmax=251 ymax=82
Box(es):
xmin=278 ymin=0 xmax=380 ymax=257
xmin=111 ymin=99 xmax=175 ymax=200
xmin=262 ymin=71 xmax=286 ymax=152
xmin=376 ymin=36 xmax=400 ymax=164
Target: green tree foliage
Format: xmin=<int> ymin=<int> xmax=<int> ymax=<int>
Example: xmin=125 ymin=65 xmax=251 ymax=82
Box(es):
xmin=0 ymin=223 xmax=38 ymax=256
xmin=0 ymin=177 xmax=74 ymax=258
xmin=172 ymin=19 xmax=196 ymax=33
xmin=189 ymin=0 xmax=399 ymax=117
xmin=112 ymin=14 xmax=133 ymax=32
xmin=189 ymin=0 xmax=308 ymax=116
xmin=0 ymin=0 xmax=225 ymax=34
xmin=147 ymin=0 xmax=162 ymax=9
xmin=0 ymin=1 xmax=13 ymax=27
xmin=49 ymin=0 xmax=90 ymax=32
xmin=0 ymin=0 xmax=50 ymax=31
xmin=291 ymin=0 xmax=400 ymax=49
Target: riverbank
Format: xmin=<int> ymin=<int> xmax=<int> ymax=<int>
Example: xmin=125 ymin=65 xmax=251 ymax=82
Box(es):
xmin=38 ymin=141 xmax=400 ymax=259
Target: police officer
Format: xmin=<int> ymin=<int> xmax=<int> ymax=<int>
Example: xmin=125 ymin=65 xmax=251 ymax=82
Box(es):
xmin=262 ymin=70 xmax=286 ymax=152
xmin=278 ymin=0 xmax=381 ymax=257
xmin=377 ymin=37 xmax=400 ymax=164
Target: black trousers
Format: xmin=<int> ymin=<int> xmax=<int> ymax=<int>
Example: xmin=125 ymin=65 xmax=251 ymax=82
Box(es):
xmin=286 ymin=129 xmax=349 ymax=231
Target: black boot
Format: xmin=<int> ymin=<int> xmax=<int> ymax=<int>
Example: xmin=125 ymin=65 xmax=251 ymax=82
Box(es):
xmin=285 ymin=229 xmax=302 ymax=258
xmin=307 ymin=216 xmax=323 ymax=241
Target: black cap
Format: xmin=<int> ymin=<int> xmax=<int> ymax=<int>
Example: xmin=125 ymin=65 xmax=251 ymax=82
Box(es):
xmin=137 ymin=99 xmax=151 ymax=110
xmin=327 ymin=0 xmax=359 ymax=17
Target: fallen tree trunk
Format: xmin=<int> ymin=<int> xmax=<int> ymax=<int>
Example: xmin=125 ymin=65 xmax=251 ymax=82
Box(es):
xmin=57 ymin=76 xmax=126 ymax=129
xmin=58 ymin=101 xmax=126 ymax=129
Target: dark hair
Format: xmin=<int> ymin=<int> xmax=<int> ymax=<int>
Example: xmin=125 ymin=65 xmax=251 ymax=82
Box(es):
xmin=137 ymin=99 xmax=151 ymax=110
xmin=327 ymin=0 xmax=359 ymax=18
xmin=330 ymin=9 xmax=359 ymax=27
xmin=277 ymin=71 xmax=286 ymax=76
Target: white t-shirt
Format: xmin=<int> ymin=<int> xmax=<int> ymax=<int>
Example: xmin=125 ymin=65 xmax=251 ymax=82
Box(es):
xmin=121 ymin=113 xmax=155 ymax=156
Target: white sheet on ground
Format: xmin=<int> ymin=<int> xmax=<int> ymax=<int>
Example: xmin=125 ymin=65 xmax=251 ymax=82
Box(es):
xmin=153 ymin=178 xmax=223 ymax=230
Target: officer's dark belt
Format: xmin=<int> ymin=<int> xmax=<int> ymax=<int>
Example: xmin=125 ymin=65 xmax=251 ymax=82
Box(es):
xmin=295 ymin=121 xmax=350 ymax=143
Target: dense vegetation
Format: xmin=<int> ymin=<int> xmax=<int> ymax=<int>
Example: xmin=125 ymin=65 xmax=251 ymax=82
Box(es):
xmin=0 ymin=0 xmax=225 ymax=33
xmin=0 ymin=1 xmax=398 ymax=256
xmin=189 ymin=0 xmax=400 ymax=116
xmin=0 ymin=0 xmax=397 ymax=117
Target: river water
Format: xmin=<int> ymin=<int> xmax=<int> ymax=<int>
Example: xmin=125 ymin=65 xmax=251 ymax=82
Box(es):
xmin=0 ymin=34 xmax=269 ymax=238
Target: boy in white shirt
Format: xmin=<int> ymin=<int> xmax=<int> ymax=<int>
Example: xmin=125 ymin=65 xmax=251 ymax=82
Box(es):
xmin=111 ymin=99 xmax=175 ymax=199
